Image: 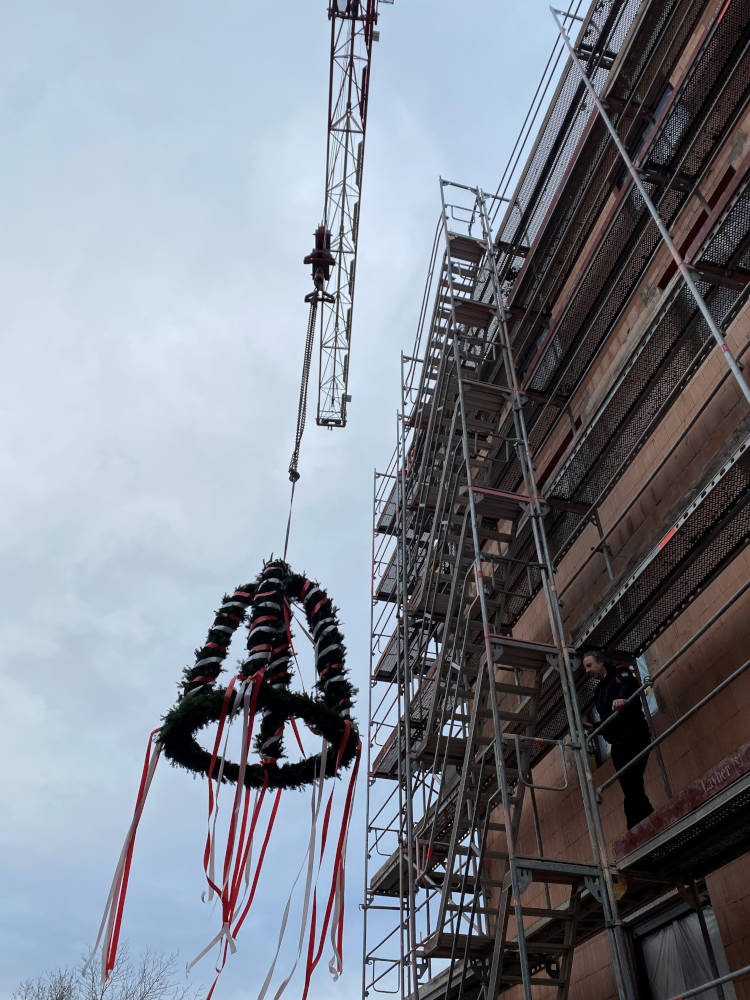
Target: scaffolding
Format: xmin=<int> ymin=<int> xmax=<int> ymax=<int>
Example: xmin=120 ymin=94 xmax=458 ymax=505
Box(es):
xmin=363 ymin=0 xmax=750 ymax=997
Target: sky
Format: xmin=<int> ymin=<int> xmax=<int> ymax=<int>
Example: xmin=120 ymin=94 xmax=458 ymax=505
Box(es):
xmin=1 ymin=3 xmax=563 ymax=998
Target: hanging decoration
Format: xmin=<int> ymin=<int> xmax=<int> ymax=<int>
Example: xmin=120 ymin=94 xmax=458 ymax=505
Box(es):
xmin=160 ymin=559 xmax=358 ymax=788
xmin=86 ymin=558 xmax=360 ymax=1000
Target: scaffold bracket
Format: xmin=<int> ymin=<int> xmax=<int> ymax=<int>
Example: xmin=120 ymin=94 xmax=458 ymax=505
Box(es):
xmin=584 ymin=875 xmax=603 ymax=904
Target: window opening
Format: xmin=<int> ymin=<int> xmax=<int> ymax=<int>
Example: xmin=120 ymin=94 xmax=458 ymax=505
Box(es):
xmin=630 ymin=891 xmax=736 ymax=1000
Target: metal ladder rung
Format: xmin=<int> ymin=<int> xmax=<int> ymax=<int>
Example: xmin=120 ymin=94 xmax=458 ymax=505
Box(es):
xmin=523 ymin=941 xmax=572 ymax=955
xmin=453 ymin=845 xmax=509 ymax=861
xmin=419 ymin=931 xmax=493 ymax=959
xmin=501 ymin=974 xmax=567 ymax=988
xmin=445 ymin=903 xmax=495 ymax=914
xmin=477 ymin=706 xmax=534 ymax=723
xmin=448 ymin=524 xmax=514 ymax=544
xmin=466 ymin=757 xmax=519 ymax=783
xmin=492 ymin=680 xmax=539 ymax=697
xmin=521 ymin=905 xmax=576 ymax=921
xmin=507 ymin=859 xmax=602 ymax=886
xmin=446 ymin=232 xmax=487 ymax=263
xmin=453 ymin=298 xmax=495 ymax=329
xmin=487 ymin=634 xmax=561 ymax=670
xmin=461 ymin=378 xmax=513 ymax=412
xmin=464 ymin=485 xmax=531 ymax=521
xmin=479 ymin=654 xmax=552 ymax=673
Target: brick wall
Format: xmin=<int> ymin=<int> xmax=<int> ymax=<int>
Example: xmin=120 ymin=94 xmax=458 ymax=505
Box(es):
xmin=487 ymin=19 xmax=750 ymax=997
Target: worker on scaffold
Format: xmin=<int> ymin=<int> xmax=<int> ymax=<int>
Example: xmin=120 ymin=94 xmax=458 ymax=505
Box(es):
xmin=582 ymin=650 xmax=654 ymax=830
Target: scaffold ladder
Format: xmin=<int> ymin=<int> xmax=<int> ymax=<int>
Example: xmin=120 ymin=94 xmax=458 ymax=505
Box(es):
xmin=397 ymin=180 xmax=636 ymax=1000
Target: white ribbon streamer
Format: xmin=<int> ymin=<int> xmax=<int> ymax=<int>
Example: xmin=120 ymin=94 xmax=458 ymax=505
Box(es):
xmin=83 ymin=741 xmax=161 ymax=985
xmin=328 ymin=750 xmax=356 ymax=979
xmin=202 ymin=701 xmax=234 ymax=904
xmin=186 ymin=921 xmax=236 ymax=975
xmin=194 ymin=678 xmax=252 ymax=972
xmin=256 ymin=738 xmax=329 ymax=1000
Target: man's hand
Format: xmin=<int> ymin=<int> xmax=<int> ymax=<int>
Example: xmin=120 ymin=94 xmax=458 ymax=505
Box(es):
xmin=612 ymin=698 xmax=626 ymax=711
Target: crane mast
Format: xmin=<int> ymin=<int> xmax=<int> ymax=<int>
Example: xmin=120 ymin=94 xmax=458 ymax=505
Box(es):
xmin=307 ymin=0 xmax=384 ymax=428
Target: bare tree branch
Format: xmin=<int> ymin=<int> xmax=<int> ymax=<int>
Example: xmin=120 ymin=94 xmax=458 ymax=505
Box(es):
xmin=11 ymin=946 xmax=202 ymax=1000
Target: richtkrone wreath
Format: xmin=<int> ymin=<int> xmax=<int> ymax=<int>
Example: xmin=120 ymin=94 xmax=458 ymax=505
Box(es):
xmin=159 ymin=559 xmax=358 ymax=790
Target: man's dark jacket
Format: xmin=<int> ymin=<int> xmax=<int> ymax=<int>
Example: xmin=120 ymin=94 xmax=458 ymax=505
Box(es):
xmin=593 ymin=666 xmax=650 ymax=744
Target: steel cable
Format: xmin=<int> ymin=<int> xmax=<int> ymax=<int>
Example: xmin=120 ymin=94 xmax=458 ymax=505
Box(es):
xmin=289 ymin=298 xmax=318 ymax=484
xmin=284 ymin=297 xmax=319 ymax=559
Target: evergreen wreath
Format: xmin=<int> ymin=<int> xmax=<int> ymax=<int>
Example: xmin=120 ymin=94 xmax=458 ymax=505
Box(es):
xmin=159 ymin=559 xmax=358 ymax=790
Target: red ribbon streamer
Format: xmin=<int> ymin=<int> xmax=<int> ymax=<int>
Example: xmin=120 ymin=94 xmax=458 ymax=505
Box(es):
xmin=290 ymin=718 xmax=307 ymax=758
xmin=218 ymin=673 xmax=264 ymax=920
xmin=104 ymin=727 xmax=162 ymax=979
xmin=203 ymin=676 xmax=240 ymax=897
xmin=301 ymin=727 xmax=360 ymax=1000
xmin=231 ymin=785 xmax=283 ymax=938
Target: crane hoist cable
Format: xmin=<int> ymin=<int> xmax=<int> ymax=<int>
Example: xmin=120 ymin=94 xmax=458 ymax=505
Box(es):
xmin=286 ymin=226 xmax=335 ymax=553
xmin=288 ymin=226 xmax=336 ymax=486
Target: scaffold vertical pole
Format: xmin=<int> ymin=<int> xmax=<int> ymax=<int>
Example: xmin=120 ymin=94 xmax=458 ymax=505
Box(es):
xmin=362 ymin=468 xmax=378 ymax=1000
xmin=399 ymin=361 xmax=421 ymax=1000
xmin=550 ymin=5 xmax=750 ymax=409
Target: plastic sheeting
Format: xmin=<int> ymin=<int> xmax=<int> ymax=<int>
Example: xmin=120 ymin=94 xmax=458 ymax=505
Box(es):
xmin=638 ymin=907 xmax=736 ymax=1000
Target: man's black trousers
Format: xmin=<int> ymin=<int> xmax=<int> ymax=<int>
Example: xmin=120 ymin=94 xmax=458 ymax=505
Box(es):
xmin=610 ymin=737 xmax=654 ymax=830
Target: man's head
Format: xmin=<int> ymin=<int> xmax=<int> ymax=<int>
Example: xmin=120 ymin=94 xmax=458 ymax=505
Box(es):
xmin=582 ymin=650 xmax=608 ymax=679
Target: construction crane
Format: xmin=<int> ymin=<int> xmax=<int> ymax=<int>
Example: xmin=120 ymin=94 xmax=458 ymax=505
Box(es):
xmin=303 ymin=0 xmax=390 ymax=429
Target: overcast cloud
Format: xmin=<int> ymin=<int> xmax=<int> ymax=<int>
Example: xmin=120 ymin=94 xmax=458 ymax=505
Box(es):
xmin=2 ymin=3 xmax=557 ymax=997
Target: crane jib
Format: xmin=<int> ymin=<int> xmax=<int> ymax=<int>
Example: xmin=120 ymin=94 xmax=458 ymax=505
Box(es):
xmin=295 ymin=0 xmax=386 ymax=430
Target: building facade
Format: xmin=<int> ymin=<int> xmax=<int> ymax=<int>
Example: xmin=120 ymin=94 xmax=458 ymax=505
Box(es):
xmin=364 ymin=1 xmax=750 ymax=998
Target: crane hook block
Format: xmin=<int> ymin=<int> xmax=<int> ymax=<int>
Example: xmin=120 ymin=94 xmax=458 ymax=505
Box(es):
xmin=329 ymin=1 xmax=361 ymax=18
xmin=304 ymin=224 xmax=336 ymax=293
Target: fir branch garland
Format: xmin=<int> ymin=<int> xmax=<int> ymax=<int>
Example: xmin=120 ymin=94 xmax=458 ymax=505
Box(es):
xmin=159 ymin=559 xmax=358 ymax=790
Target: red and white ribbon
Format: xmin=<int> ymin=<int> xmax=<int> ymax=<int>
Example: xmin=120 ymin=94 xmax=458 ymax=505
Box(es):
xmin=300 ymin=727 xmax=361 ymax=1000
xmin=84 ymin=727 xmax=162 ymax=984
xmin=256 ymin=737 xmax=328 ymax=1000
xmin=190 ymin=672 xmax=266 ymax=973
